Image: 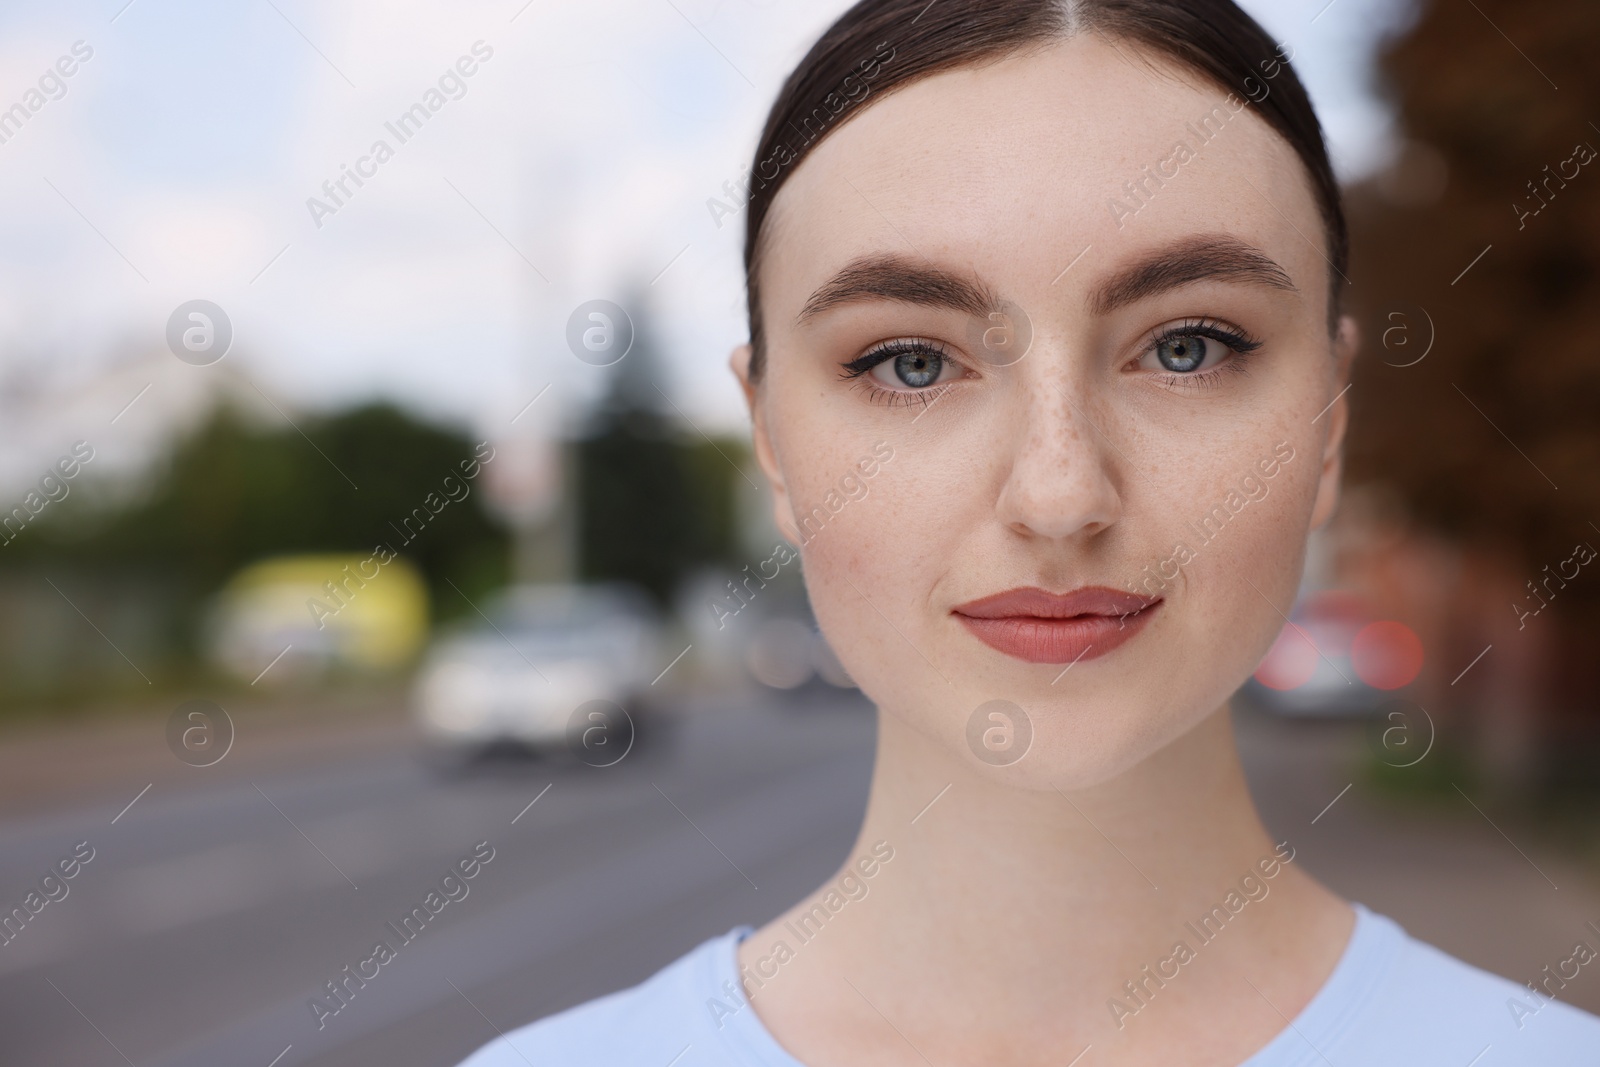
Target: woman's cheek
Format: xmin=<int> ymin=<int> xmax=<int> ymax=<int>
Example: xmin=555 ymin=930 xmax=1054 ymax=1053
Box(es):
xmin=795 ymin=494 xmax=899 ymax=701
xmin=784 ymin=441 xmax=941 ymax=700
xmin=1195 ymin=437 xmax=1322 ymax=677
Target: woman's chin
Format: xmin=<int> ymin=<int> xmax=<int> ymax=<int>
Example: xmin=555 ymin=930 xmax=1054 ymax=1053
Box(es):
xmin=868 ymin=680 xmax=1221 ymax=794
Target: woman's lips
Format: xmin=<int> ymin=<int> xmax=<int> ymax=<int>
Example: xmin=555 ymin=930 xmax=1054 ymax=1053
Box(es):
xmin=951 ymin=586 xmax=1162 ymax=665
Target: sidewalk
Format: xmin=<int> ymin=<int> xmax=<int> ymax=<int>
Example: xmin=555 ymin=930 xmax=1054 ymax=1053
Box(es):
xmin=1235 ymin=703 xmax=1600 ymax=1016
xmin=0 ymin=687 xmax=416 ymax=819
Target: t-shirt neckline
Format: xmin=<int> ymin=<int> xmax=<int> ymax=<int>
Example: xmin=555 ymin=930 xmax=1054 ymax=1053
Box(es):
xmin=707 ymin=901 xmax=1395 ymax=1067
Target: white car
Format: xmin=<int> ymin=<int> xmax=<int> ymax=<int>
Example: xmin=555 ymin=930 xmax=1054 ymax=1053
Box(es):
xmin=414 ymin=583 xmax=661 ymax=757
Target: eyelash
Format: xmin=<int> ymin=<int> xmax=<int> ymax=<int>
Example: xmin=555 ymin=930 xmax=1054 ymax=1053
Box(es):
xmin=836 ymin=317 xmax=1263 ymax=405
xmin=1142 ymin=317 xmax=1262 ymax=394
xmin=838 ymin=337 xmax=960 ymax=408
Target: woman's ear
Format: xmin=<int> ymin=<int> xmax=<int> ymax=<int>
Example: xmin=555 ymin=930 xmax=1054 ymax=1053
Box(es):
xmin=730 ymin=343 xmax=802 ymax=542
xmin=1308 ymin=314 xmax=1359 ymax=530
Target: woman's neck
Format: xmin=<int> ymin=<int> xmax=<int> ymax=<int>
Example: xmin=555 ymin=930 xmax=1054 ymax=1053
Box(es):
xmin=737 ymin=702 xmax=1353 ymax=1064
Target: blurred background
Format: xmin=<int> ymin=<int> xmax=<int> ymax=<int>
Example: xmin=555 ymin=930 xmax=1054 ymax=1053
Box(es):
xmin=1 ymin=0 xmax=1598 ymax=1063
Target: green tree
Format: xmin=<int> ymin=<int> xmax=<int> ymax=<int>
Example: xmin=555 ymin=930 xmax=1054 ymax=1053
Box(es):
xmin=573 ymin=300 xmax=742 ymax=604
xmin=5 ymin=401 xmax=511 ymax=645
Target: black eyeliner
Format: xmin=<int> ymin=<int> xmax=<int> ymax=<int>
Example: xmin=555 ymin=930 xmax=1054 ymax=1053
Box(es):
xmin=839 ymin=337 xmax=949 ymax=380
xmin=1152 ymin=316 xmax=1262 ymax=354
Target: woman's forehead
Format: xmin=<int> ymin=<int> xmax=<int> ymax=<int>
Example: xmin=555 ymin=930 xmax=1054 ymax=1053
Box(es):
xmin=760 ymin=35 xmax=1326 ymax=321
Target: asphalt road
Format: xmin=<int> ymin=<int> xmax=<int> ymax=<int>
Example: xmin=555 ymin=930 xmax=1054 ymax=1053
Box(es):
xmin=0 ymin=688 xmax=877 ymax=1067
xmin=1 ymin=688 xmax=1597 ymax=1067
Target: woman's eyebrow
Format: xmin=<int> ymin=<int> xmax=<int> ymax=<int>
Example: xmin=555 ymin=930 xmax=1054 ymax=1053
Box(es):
xmin=1089 ymin=235 xmax=1297 ymax=314
xmin=794 ymin=237 xmax=1292 ymax=325
xmin=796 ymin=253 xmax=1001 ymax=324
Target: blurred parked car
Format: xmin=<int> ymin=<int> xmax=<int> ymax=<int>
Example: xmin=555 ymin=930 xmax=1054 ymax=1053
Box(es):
xmin=413 ymin=583 xmax=663 ymax=756
xmin=745 ymin=615 xmax=856 ymax=692
xmin=208 ymin=553 xmax=429 ymax=683
xmin=1243 ymin=588 xmax=1423 ymax=716
xmin=675 ymin=567 xmax=858 ymax=695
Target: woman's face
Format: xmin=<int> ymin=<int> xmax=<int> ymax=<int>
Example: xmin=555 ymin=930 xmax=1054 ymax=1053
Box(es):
xmin=736 ymin=35 xmax=1354 ymax=789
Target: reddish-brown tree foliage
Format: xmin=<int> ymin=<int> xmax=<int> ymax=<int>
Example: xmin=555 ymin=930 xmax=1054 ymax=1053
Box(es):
xmin=1342 ymin=0 xmax=1600 ymax=768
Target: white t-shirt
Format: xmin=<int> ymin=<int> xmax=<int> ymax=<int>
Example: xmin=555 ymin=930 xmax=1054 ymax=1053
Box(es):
xmin=456 ymin=903 xmax=1600 ymax=1065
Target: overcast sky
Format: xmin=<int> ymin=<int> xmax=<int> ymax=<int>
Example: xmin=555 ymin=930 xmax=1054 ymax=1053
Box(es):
xmin=0 ymin=0 xmax=1417 ymax=490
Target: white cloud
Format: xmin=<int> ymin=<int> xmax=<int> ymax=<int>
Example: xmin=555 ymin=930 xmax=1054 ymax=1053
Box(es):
xmin=0 ymin=0 xmax=1402 ymax=494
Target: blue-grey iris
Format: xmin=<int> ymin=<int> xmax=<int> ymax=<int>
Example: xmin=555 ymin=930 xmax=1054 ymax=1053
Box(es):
xmin=895 ymin=350 xmax=941 ymax=387
xmin=1156 ymin=335 xmax=1207 ymax=372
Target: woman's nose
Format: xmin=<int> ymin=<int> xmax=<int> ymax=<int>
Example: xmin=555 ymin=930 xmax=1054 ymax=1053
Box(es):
xmin=992 ymin=382 xmax=1124 ymax=542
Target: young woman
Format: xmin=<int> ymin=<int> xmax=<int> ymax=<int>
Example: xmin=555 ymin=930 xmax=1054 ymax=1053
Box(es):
xmin=462 ymin=1 xmax=1600 ymax=1063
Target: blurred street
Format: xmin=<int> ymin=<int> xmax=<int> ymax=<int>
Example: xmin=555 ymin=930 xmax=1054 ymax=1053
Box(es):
xmin=1 ymin=691 xmax=1597 ymax=1067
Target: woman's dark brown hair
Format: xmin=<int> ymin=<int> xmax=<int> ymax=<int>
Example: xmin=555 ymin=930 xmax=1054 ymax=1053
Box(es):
xmin=742 ymin=0 xmax=1348 ymax=380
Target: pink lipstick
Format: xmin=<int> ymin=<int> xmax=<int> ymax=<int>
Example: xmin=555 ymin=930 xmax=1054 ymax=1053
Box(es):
xmin=951 ymin=586 xmax=1162 ymax=664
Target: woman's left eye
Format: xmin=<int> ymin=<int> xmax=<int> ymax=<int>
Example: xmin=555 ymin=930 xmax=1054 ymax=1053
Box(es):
xmin=1154 ymin=334 xmax=1215 ymax=372
xmin=1135 ymin=320 xmax=1260 ymax=378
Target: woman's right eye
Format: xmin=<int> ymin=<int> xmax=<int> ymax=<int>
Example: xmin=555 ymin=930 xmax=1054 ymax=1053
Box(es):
xmin=842 ymin=339 xmax=964 ymax=392
xmin=873 ymin=347 xmax=946 ymax=388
